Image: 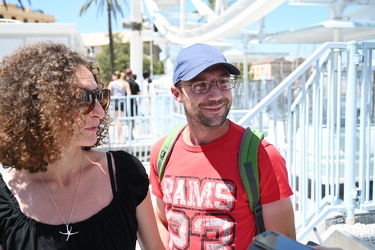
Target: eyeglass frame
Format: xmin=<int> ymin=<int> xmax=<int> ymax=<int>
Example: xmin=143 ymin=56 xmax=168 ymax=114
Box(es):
xmin=177 ymin=77 xmax=236 ymax=94
xmin=81 ymin=88 xmax=111 ymax=114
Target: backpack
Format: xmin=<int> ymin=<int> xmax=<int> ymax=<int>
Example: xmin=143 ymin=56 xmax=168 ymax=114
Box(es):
xmin=156 ymin=124 xmax=266 ymax=235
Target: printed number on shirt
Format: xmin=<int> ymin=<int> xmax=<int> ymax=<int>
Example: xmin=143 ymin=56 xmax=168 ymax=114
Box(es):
xmin=162 ymin=176 xmax=237 ymax=249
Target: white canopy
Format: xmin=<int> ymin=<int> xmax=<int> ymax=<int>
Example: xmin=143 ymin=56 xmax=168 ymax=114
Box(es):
xmin=223 ymin=49 xmax=288 ymax=63
xmin=265 ymin=19 xmax=375 ymax=44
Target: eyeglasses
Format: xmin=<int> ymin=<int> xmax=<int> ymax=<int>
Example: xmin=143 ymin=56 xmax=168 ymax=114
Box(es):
xmin=82 ymin=88 xmax=110 ymax=114
xmin=180 ymin=77 xmax=236 ymax=94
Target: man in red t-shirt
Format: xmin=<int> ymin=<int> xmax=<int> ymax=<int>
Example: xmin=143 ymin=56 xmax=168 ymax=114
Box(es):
xmin=149 ymin=43 xmax=296 ymax=249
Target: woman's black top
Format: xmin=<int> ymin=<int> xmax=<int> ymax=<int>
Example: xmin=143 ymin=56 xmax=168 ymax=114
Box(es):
xmin=0 ymin=150 xmax=149 ymax=250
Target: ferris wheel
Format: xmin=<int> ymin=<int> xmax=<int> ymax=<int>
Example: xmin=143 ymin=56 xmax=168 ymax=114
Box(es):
xmin=143 ymin=0 xmax=284 ymax=46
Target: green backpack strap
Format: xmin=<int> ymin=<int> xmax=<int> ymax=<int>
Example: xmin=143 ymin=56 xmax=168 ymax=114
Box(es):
xmin=157 ymin=124 xmax=186 ymax=181
xmin=239 ymin=127 xmax=265 ymax=235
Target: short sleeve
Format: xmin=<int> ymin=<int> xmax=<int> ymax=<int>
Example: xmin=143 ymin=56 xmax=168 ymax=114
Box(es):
xmin=110 ymin=151 xmax=149 ymax=206
xmin=258 ymin=140 xmax=293 ymax=204
xmin=149 ymin=137 xmax=165 ymax=199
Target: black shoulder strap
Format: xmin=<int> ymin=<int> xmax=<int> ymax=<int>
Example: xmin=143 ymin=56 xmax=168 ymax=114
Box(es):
xmin=106 ymin=151 xmax=116 ymax=196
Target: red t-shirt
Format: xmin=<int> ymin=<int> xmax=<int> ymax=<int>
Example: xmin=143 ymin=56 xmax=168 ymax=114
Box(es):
xmin=150 ymin=121 xmax=293 ymax=250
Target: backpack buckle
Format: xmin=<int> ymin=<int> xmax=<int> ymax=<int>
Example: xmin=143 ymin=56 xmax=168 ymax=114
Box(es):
xmin=254 ymin=204 xmax=263 ymax=217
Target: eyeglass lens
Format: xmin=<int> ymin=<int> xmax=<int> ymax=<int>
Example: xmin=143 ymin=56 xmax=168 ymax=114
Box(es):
xmin=82 ymin=89 xmax=110 ymax=114
xmin=190 ymin=78 xmax=235 ymax=94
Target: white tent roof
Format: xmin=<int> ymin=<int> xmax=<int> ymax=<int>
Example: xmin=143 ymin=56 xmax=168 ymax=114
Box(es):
xmin=223 ymin=49 xmax=288 ymax=63
xmin=144 ymin=0 xmax=284 ymax=44
xmin=265 ymin=19 xmax=375 ymax=44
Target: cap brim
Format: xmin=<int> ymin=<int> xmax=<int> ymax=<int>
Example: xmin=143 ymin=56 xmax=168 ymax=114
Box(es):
xmin=180 ymin=62 xmax=241 ymax=82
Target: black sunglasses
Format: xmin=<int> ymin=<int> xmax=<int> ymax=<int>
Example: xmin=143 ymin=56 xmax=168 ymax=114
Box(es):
xmin=82 ymin=89 xmax=110 ymax=114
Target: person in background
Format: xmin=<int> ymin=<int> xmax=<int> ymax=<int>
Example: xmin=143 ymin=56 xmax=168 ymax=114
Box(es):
xmin=142 ymin=71 xmax=156 ymax=114
xmin=125 ymin=68 xmax=140 ymax=139
xmin=0 ymin=42 xmax=164 ymax=250
xmin=107 ymin=71 xmax=131 ymax=142
xmin=149 ymin=43 xmax=296 ymax=249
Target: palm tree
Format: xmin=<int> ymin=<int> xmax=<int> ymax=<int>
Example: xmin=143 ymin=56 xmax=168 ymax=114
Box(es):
xmin=2 ymin=0 xmax=30 ymax=10
xmin=80 ymin=0 xmax=128 ymax=75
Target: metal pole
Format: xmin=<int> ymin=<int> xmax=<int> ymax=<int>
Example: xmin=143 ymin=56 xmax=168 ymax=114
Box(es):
xmin=130 ymin=0 xmax=143 ymax=78
xmin=243 ymin=53 xmax=248 ymax=108
xmin=344 ymin=41 xmax=358 ymax=225
xmin=180 ymin=0 xmax=186 ymax=32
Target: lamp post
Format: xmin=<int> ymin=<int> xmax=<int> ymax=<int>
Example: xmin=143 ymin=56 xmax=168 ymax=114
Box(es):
xmin=123 ymin=0 xmax=143 ymax=79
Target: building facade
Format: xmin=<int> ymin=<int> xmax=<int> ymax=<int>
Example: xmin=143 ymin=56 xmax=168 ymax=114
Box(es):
xmin=0 ymin=3 xmax=54 ymax=23
xmin=250 ymin=58 xmax=305 ymax=81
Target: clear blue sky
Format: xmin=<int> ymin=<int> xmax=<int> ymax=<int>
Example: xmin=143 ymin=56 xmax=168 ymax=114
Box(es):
xmin=7 ymin=1 xmax=332 ymax=32
xmin=6 ymin=0 xmax=130 ymax=33
xmin=4 ymin=0 xmax=359 ymax=59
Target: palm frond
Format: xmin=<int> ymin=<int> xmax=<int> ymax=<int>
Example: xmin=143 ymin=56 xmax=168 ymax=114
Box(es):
xmin=79 ymin=0 xmax=130 ymax=75
xmin=96 ymin=0 xmax=105 ymax=19
xmin=2 ymin=0 xmax=31 ymax=11
xmin=80 ymin=0 xmax=96 ymax=16
xmin=2 ymin=0 xmax=8 ymax=9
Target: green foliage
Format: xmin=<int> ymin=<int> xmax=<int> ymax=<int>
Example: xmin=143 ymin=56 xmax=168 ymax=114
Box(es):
xmin=208 ymin=0 xmax=215 ymax=9
xmin=153 ymin=60 xmax=164 ymax=75
xmin=79 ymin=0 xmax=127 ymax=21
xmin=80 ymin=0 xmax=129 ymax=74
xmin=235 ymin=63 xmax=252 ymax=80
xmin=96 ymin=34 xmax=164 ymax=84
xmin=142 ymin=43 xmax=164 ymax=76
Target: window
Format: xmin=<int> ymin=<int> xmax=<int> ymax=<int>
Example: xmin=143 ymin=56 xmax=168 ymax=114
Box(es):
xmin=24 ymin=18 xmax=28 ymax=23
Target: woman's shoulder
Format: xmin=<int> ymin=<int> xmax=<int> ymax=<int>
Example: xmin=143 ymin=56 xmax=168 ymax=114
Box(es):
xmin=1 ymin=168 xmax=28 ymax=196
xmin=109 ymin=150 xmax=148 ymax=180
xmin=110 ymin=150 xmax=139 ymax=163
xmin=109 ymin=150 xmax=149 ymax=204
xmin=0 ymin=172 xmax=25 ymax=228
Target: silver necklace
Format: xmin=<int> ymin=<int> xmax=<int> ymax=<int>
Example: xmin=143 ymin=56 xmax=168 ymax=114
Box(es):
xmin=38 ymin=152 xmax=84 ymax=241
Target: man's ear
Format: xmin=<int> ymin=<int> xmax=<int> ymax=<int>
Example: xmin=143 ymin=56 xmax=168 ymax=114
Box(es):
xmin=171 ymin=85 xmax=182 ymax=103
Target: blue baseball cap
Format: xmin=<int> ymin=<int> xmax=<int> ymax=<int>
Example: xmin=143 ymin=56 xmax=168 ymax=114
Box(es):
xmin=173 ymin=43 xmax=241 ymax=85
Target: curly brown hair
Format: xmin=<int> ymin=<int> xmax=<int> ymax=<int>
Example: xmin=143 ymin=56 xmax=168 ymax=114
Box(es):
xmin=0 ymin=42 xmax=111 ymax=173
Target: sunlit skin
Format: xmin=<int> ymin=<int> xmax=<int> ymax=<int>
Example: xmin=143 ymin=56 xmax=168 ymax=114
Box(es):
xmin=1 ymin=65 xmax=110 ymax=225
xmin=73 ymin=66 xmax=105 ymax=148
xmin=165 ymin=64 xmax=297 ymax=243
xmin=0 ymin=40 xmax=166 ymax=249
xmin=22 ymin=65 xmax=106 ymax=188
xmin=171 ymin=65 xmax=232 ymax=145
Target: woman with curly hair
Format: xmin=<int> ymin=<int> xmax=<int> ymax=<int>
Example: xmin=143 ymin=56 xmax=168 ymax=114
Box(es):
xmin=0 ymin=42 xmax=163 ymax=250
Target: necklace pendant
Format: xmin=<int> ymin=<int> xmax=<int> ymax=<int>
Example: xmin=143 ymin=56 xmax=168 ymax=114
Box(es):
xmin=59 ymin=224 xmax=79 ymax=241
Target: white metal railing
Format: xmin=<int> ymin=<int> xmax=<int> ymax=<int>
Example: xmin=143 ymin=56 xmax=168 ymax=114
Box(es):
xmin=236 ymin=41 xmax=375 ymax=241
xmin=104 ymin=94 xmax=176 ymax=162
xmin=101 ymin=41 xmax=375 ymax=243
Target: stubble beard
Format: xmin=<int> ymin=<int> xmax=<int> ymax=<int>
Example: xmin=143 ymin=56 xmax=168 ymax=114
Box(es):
xmin=198 ymin=110 xmax=228 ymax=127
xmin=186 ymin=99 xmax=231 ymax=128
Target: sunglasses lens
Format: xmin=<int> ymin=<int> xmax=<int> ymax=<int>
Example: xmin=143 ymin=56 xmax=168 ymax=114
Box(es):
xmin=100 ymin=89 xmax=110 ymax=111
xmin=82 ymin=89 xmax=110 ymax=114
xmin=82 ymin=92 xmax=93 ymax=114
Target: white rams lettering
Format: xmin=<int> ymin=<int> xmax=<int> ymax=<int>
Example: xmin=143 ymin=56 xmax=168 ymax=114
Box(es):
xmin=162 ymin=177 xmax=235 ymax=210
